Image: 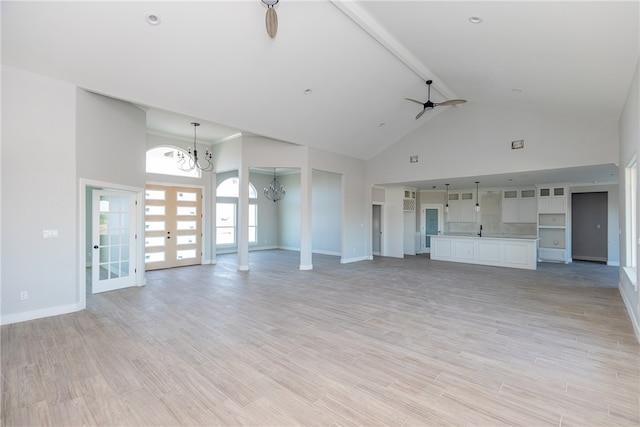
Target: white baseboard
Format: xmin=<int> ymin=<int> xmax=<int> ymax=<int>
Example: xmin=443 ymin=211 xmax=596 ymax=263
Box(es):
xmin=341 ymin=255 xmax=369 ymax=264
xmin=619 ymin=280 xmax=640 ymax=344
xmin=278 ymin=246 xmax=300 ymax=252
xmin=1 ymin=303 xmax=82 ymax=326
xmin=312 ymin=249 xmax=341 ymax=256
xmin=299 ymin=264 xmax=313 ymax=270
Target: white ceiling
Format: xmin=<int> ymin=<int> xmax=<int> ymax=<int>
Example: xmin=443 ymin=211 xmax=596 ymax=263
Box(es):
xmin=2 ymin=1 xmax=638 ymax=187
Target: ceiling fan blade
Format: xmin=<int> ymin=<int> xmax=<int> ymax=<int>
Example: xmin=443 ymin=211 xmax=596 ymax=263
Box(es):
xmin=415 ymin=109 xmax=427 ymax=120
xmin=404 ymin=98 xmax=425 ymax=105
xmin=437 ymin=99 xmax=467 ymax=106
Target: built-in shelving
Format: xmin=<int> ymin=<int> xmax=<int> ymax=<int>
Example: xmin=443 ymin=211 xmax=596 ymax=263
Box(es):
xmin=537 ymin=185 xmax=569 ymax=263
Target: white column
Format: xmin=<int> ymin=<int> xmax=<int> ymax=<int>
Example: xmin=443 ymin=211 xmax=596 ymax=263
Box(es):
xmin=299 ymin=166 xmax=313 ymax=270
xmin=237 ymin=166 xmax=249 ymax=271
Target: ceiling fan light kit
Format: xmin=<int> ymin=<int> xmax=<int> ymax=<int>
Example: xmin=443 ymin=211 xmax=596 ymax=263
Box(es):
xmin=405 ymin=80 xmax=467 ymax=119
xmin=262 ymin=0 xmax=279 ymax=38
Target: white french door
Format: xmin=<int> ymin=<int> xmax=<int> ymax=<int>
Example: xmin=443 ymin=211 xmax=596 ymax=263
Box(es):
xmin=144 ymin=184 xmax=202 ymax=271
xmin=92 ymin=190 xmax=137 ymax=294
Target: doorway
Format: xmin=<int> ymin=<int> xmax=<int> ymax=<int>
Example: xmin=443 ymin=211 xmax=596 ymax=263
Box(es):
xmin=92 ymin=190 xmax=138 ymax=293
xmin=572 ymin=192 xmax=608 ymax=263
xmin=145 ymin=184 xmax=203 ymax=270
xmin=421 ymin=204 xmax=443 ymax=254
xmin=372 ymin=204 xmax=383 ymax=256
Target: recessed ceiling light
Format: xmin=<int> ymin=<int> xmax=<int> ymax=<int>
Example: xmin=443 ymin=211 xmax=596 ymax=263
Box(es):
xmin=468 ymin=16 xmax=483 ymax=24
xmin=304 ymin=89 xmax=312 ymax=95
xmin=145 ymin=13 xmax=161 ymax=25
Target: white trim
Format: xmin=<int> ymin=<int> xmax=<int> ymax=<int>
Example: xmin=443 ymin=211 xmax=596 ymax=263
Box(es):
xmin=619 ymin=280 xmax=640 ymax=343
xmin=299 ymin=264 xmax=313 ymax=270
xmin=341 ymin=255 xmax=369 ymax=264
xmin=238 ymin=265 xmax=249 ymax=271
xmin=1 ymin=303 xmax=82 ymax=326
xmin=311 ymin=249 xmax=341 ymax=256
xmin=607 ymin=261 xmax=620 ymax=267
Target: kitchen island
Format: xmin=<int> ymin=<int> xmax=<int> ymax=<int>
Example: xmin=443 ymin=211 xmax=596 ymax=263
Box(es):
xmin=429 ymin=234 xmax=539 ymax=270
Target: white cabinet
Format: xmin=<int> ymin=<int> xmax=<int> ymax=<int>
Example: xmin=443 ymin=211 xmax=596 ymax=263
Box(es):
xmin=538 ymin=186 xmax=566 ymax=213
xmin=537 ymin=185 xmax=569 ymax=263
xmin=446 ymin=192 xmax=476 ymax=223
xmin=502 ymin=189 xmax=536 ymax=223
xmin=431 ymin=235 xmax=538 ymax=270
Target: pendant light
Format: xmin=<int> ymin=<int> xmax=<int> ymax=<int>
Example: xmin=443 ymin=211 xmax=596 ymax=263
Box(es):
xmin=475 ymin=181 xmax=480 ymax=212
xmin=177 ymin=122 xmax=214 ymax=172
xmin=445 ymin=183 xmax=450 ymax=213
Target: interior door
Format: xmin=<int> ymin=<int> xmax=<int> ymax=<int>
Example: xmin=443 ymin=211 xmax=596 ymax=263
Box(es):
xmin=372 ymin=204 xmax=382 ymax=256
xmin=92 ymin=190 xmax=137 ymax=294
xmin=572 ymin=192 xmax=608 ymax=262
xmin=425 ymin=209 xmax=439 ymax=252
xmin=422 ymin=205 xmax=442 ymax=253
xmin=145 ymin=184 xmax=202 ymax=271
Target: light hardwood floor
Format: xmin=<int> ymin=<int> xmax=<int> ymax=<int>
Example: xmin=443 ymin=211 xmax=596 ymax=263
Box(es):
xmin=2 ymin=251 xmax=639 ymax=426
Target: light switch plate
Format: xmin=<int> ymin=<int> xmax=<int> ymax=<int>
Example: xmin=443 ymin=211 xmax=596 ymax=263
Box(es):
xmin=43 ymin=229 xmax=58 ymax=238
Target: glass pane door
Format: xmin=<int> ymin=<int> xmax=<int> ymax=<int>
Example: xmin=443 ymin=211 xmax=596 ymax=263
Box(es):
xmin=92 ymin=190 xmax=136 ymax=293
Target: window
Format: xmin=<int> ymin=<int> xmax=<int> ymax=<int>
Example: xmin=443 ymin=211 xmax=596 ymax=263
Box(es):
xmin=249 ymin=204 xmax=257 ymax=244
xmin=146 ymin=146 xmax=200 ymax=178
xmin=216 ymin=177 xmax=258 ymax=247
xmin=216 ymin=177 xmax=257 ymax=198
xmin=626 ymin=159 xmax=637 ymax=270
xmin=216 ymin=203 xmax=236 ymax=245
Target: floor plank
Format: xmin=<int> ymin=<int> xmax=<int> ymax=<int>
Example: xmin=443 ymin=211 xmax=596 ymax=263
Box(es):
xmin=2 ymin=251 xmax=638 ymax=426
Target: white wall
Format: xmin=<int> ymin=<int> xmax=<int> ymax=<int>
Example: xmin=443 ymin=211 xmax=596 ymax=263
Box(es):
xmin=277 ymin=172 xmax=302 ymax=250
xmin=367 ymin=102 xmax=619 ymax=186
xmin=77 ymin=91 xmax=146 ymax=187
xmin=383 ymin=187 xmax=406 ymax=258
xmin=312 ymin=170 xmax=341 ymax=256
xmin=250 ymin=171 xmax=280 ymax=250
xmin=1 ymin=66 xmax=78 ymax=323
xmin=308 ymin=147 xmax=367 ymax=263
xmin=618 ymin=58 xmax=640 ymax=342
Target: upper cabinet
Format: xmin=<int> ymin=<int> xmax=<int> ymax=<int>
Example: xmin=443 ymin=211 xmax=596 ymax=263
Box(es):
xmin=447 ymin=191 xmax=476 ymax=223
xmin=537 ymin=186 xmax=566 ymax=213
xmin=502 ymin=188 xmax=536 ymax=223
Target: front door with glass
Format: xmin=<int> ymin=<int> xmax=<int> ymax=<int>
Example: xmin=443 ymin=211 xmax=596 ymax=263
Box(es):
xmin=145 ymin=184 xmax=202 ymax=270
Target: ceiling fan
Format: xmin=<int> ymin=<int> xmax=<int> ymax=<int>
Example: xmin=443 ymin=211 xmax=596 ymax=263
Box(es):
xmin=405 ymin=80 xmax=467 ymax=119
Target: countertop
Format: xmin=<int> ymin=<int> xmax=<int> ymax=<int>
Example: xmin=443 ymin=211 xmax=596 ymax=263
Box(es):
xmin=430 ymin=233 xmax=539 ymax=240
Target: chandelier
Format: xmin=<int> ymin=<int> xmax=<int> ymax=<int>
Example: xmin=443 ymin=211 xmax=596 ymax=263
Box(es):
xmin=177 ymin=122 xmax=214 ymax=172
xmin=264 ymin=168 xmax=285 ymax=202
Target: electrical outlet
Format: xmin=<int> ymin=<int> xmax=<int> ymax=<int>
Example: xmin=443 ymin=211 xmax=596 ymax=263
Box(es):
xmin=19 ymin=291 xmax=28 ymax=301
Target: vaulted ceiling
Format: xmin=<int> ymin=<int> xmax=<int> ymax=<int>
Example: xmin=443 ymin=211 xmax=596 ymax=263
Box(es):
xmin=2 ymin=1 xmax=638 ymax=165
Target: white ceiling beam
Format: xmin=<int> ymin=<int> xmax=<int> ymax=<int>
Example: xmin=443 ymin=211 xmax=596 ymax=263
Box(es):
xmin=330 ymin=0 xmax=460 ymax=101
